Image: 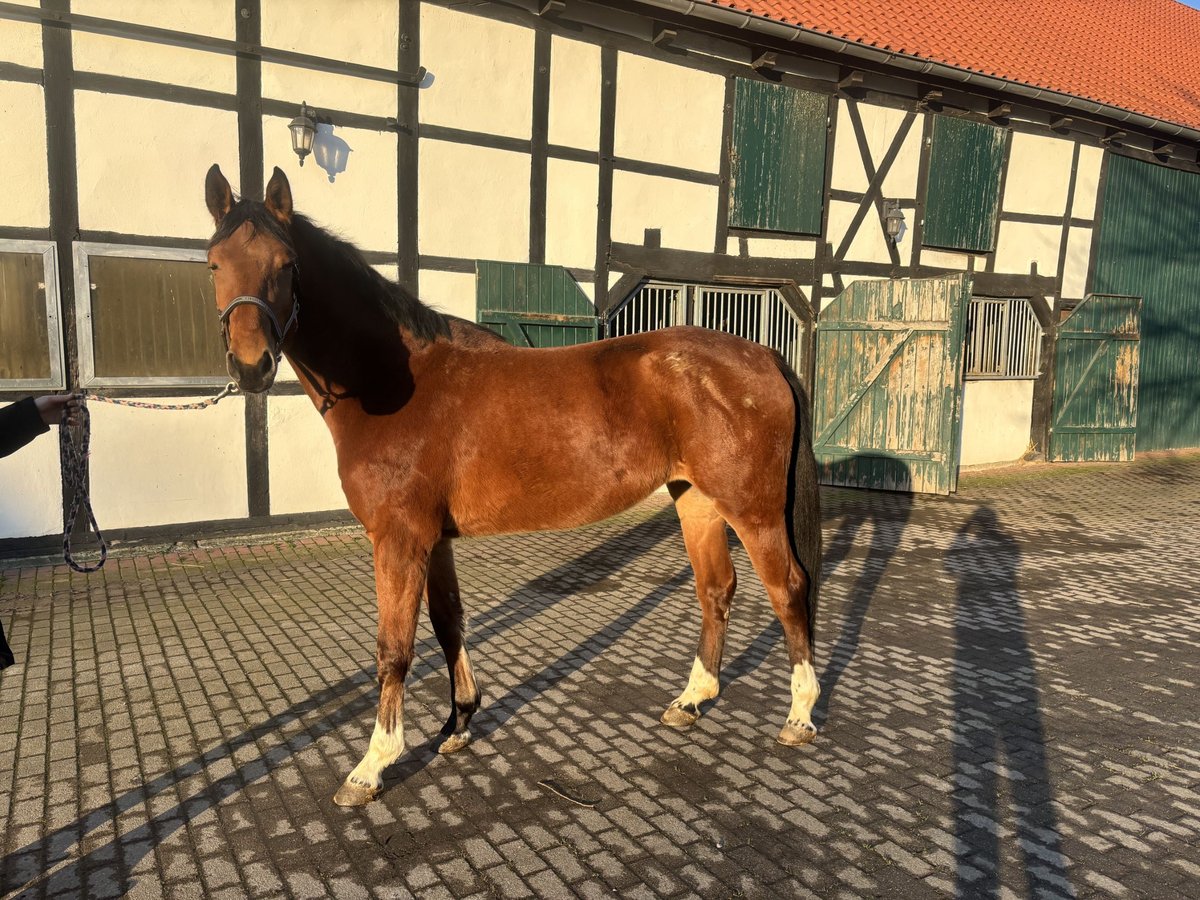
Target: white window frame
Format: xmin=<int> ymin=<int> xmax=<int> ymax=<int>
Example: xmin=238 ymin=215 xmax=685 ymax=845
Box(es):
xmin=964 ymin=296 xmax=1042 ymax=380
xmin=0 ymin=239 xmax=66 ymax=391
xmin=73 ymin=241 xmax=226 ymax=389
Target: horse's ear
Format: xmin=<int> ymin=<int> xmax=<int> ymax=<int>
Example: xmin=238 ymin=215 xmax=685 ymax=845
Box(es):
xmin=205 ymin=163 xmax=234 ymax=225
xmin=264 ymin=166 xmax=293 ymax=225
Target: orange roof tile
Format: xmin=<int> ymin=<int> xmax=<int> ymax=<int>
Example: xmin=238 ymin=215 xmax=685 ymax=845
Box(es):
xmin=702 ymin=0 xmax=1200 ymax=132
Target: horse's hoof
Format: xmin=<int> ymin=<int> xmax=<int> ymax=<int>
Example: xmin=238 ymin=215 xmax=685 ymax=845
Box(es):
xmin=777 ymin=721 xmax=817 ymax=746
xmin=438 ymin=731 xmax=471 ymax=754
xmin=332 ymin=779 xmax=379 ymax=807
xmin=660 ymin=703 xmax=700 ymax=729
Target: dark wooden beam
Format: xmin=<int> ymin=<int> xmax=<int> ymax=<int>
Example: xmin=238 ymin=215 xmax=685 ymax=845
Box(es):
xmin=651 ymin=25 xmax=677 ymax=47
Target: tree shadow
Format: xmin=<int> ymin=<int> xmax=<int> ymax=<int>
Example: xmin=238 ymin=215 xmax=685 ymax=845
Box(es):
xmin=943 ymin=507 xmax=1073 ymax=899
xmin=0 ymin=507 xmax=682 ymax=897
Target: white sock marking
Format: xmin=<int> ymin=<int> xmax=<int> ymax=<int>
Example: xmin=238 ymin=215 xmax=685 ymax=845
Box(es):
xmin=674 ymin=656 xmax=720 ymax=708
xmin=347 ymin=717 xmax=405 ymax=789
xmin=788 ymin=661 xmax=820 ymax=726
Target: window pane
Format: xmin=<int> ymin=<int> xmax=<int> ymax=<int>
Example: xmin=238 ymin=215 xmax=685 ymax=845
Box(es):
xmin=924 ymin=117 xmax=1006 ymax=253
xmin=89 ymin=255 xmax=225 ymax=378
xmin=0 ymin=251 xmax=52 ymax=381
xmin=729 ymin=79 xmax=827 ymax=234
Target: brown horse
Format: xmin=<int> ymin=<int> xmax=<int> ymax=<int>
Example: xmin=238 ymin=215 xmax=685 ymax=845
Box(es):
xmin=203 ymin=164 xmax=823 ymax=807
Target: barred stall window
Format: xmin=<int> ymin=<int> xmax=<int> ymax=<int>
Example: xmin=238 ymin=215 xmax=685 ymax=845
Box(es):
xmin=964 ymin=297 xmax=1042 ymax=379
xmin=0 ymin=241 xmax=65 ymax=390
xmin=73 ymin=244 xmax=227 ymax=387
xmin=606 ymin=281 xmax=807 ymax=375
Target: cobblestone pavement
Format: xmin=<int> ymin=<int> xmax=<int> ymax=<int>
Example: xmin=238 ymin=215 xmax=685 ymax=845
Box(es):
xmin=2 ymin=455 xmax=1200 ymax=899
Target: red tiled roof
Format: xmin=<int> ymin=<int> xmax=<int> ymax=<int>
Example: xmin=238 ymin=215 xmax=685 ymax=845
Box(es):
xmin=703 ymin=1 xmax=1200 ymax=132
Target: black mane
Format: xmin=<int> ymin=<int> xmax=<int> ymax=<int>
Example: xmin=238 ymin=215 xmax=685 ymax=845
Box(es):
xmin=209 ymin=199 xmax=449 ymax=344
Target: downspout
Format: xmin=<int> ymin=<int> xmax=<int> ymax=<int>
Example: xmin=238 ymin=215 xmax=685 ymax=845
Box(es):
xmin=637 ymin=0 xmax=1200 ymax=145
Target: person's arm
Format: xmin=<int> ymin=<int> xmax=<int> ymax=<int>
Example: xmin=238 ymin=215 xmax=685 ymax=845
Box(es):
xmin=0 ymin=397 xmax=51 ymax=458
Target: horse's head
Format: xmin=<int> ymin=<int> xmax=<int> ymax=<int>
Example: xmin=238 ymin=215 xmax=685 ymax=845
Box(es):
xmin=204 ymin=164 xmax=299 ymax=393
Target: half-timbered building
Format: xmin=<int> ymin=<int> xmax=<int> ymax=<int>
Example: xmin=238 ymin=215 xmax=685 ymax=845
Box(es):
xmin=2 ymin=0 xmax=1199 ymax=548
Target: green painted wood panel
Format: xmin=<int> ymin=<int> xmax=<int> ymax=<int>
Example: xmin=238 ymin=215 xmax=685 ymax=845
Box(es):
xmin=729 ymin=79 xmax=827 ymax=234
xmin=1049 ymin=295 xmax=1141 ymax=462
xmin=475 ymin=261 xmax=598 ymax=347
xmin=923 ymin=116 xmax=1006 ymax=253
xmin=1091 ymin=153 xmax=1200 ymax=450
xmin=813 ymin=275 xmax=970 ymax=494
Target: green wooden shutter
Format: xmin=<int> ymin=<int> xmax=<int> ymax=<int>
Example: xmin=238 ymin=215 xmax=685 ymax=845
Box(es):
xmin=475 ymin=261 xmax=598 ymax=348
xmin=923 ymin=116 xmax=1006 ymax=252
xmin=729 ymin=79 xmax=827 ymax=234
xmin=1091 ymin=154 xmax=1200 ymax=450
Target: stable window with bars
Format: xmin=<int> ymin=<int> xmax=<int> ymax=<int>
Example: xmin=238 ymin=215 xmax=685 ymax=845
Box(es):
xmin=964 ymin=297 xmax=1041 ymax=379
xmin=606 ymin=281 xmax=807 ymax=374
xmin=0 ymin=240 xmax=66 ymax=390
xmin=73 ymin=243 xmax=227 ymax=387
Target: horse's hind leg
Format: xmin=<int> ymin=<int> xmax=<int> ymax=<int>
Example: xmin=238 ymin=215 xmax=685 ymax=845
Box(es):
xmin=426 ymin=538 xmax=481 ymax=754
xmin=730 ymin=514 xmax=819 ymax=746
xmin=661 ymin=483 xmax=737 ymax=729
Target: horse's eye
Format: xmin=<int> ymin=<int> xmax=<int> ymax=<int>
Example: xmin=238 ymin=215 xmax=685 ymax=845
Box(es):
xmin=208 ymin=264 xmax=218 ymax=271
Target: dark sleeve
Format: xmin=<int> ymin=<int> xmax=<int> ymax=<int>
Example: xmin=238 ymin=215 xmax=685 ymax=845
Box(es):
xmin=0 ymin=397 xmax=50 ymax=459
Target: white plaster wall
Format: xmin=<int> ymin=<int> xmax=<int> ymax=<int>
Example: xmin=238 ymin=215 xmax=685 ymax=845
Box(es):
xmin=610 ymin=172 xmax=717 ymax=252
xmin=0 ymin=7 xmax=42 ymax=69
xmin=419 ymin=4 xmax=533 ymax=139
xmin=263 ymin=65 xmax=397 ymax=120
xmin=1061 ymin=226 xmax=1093 ymax=300
xmin=959 ymin=379 xmax=1034 ymax=466
xmin=419 ymin=269 xmax=476 ymax=321
xmin=548 ymin=35 xmax=601 ymax=150
xmin=1002 ymin=131 xmax=1073 ymax=216
xmin=1072 ymin=144 xmax=1105 ymax=220
xmin=830 ymin=103 xmax=923 ymax=200
xmin=921 ymin=248 xmax=986 ymax=271
xmin=0 ymin=433 xmax=62 ymax=539
xmin=268 ymin=396 xmax=346 ymax=515
xmin=76 ymin=93 xmax=239 ymax=237
xmin=993 ymin=221 xmax=1061 ymax=276
xmin=418 ymin=139 xmax=530 ymax=262
xmin=1 ymin=82 xmax=50 ymax=227
xmin=87 ymin=397 xmax=248 ymax=528
xmin=746 ymin=237 xmax=818 ymax=259
xmin=264 ymin=0 xmax=397 ymax=62
xmin=826 ymin=199 xmax=892 ymax=264
xmin=614 ymin=53 xmax=723 ymax=173
xmin=73 ymin=0 xmax=235 ymax=93
xmin=263 ymin=117 xmax=398 ymax=252
xmin=545 ymin=158 xmax=599 ymax=270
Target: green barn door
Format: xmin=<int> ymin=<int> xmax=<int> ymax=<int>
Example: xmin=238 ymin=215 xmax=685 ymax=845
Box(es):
xmin=476 ymin=261 xmax=599 ymax=347
xmin=1049 ymin=295 xmax=1141 ymax=462
xmin=813 ymin=275 xmax=971 ymax=494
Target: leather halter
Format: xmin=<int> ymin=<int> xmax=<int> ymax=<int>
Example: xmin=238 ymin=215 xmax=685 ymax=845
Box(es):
xmin=218 ymin=264 xmax=300 ymax=364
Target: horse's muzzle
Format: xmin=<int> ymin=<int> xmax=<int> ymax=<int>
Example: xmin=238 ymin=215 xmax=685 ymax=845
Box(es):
xmin=228 ymin=349 xmax=277 ymax=394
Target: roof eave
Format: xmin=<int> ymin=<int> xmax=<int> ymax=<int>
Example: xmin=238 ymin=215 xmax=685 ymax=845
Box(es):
xmin=636 ymin=0 xmax=1200 ymax=144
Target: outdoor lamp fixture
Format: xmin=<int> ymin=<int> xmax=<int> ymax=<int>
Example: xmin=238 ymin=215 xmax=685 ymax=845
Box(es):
xmin=883 ymin=199 xmax=906 ymax=242
xmin=289 ymin=101 xmax=317 ymax=166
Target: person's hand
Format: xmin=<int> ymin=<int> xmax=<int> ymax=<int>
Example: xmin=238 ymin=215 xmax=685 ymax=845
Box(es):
xmin=34 ymin=392 xmax=82 ymax=427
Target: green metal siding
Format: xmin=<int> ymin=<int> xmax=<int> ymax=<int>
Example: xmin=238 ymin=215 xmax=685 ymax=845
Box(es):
xmin=475 ymin=261 xmax=598 ymax=348
xmin=1049 ymin=295 xmax=1141 ymax=462
xmin=812 ymin=274 xmax=970 ymax=494
xmin=1091 ymin=153 xmax=1200 ymax=450
xmin=923 ymin=116 xmax=1006 ymax=253
xmin=729 ymin=79 xmax=827 ymax=234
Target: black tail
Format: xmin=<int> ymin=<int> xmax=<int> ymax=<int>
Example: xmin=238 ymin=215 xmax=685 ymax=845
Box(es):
xmin=773 ymin=353 xmax=822 ymax=654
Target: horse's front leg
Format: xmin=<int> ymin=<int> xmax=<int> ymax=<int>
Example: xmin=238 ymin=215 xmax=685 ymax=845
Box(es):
xmin=333 ymin=526 xmax=434 ymax=807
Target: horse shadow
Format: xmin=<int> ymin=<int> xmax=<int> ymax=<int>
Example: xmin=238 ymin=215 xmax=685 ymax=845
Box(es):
xmin=723 ymin=456 xmax=914 ymax=729
xmin=944 ymin=507 xmax=1073 ymax=898
xmin=0 ymin=507 xmax=683 ymax=898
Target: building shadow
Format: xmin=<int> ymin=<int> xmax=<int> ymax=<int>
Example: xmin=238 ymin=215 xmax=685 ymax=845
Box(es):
xmin=0 ymin=507 xmax=682 ymax=897
xmin=943 ymin=507 xmax=1073 ymax=899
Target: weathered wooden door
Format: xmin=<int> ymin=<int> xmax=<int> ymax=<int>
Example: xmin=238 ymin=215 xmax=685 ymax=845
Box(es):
xmin=813 ymin=275 xmax=970 ymax=494
xmin=1049 ymin=294 xmax=1141 ymax=462
xmin=476 ymin=261 xmax=598 ymax=348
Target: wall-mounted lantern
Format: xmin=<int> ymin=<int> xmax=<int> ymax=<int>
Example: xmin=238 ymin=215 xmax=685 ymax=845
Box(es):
xmin=882 ymin=199 xmax=906 ymax=243
xmin=289 ymin=101 xmax=317 ymax=166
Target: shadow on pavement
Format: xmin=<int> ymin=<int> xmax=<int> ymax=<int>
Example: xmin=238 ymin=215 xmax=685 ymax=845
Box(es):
xmin=0 ymin=507 xmax=682 ymax=897
xmin=943 ymin=507 xmax=1074 ymax=899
